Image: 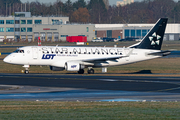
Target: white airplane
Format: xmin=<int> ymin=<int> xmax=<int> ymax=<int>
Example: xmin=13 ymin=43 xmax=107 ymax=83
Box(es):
xmin=3 ymin=18 xmax=170 ymax=74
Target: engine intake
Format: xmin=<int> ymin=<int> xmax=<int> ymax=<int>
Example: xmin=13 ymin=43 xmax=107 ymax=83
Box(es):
xmin=65 ymin=62 xmax=84 ymax=71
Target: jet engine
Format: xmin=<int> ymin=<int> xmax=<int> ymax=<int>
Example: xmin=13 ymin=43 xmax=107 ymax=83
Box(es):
xmin=50 ymin=66 xmax=64 ymax=71
xmin=65 ymin=62 xmax=84 ymax=71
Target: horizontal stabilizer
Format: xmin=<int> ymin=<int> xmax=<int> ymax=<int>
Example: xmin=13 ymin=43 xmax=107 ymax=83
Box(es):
xmin=147 ymin=51 xmax=171 ymax=56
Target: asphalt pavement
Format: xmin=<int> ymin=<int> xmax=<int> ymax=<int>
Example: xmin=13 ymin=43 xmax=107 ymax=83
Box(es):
xmin=0 ymin=73 xmax=180 ymax=102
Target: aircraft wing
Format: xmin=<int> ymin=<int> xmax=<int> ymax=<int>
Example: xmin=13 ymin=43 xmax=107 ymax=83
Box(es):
xmin=83 ymin=56 xmax=121 ymax=62
xmin=83 ymin=49 xmax=133 ymax=62
xmin=71 ymin=56 xmax=121 ymax=66
xmin=147 ymin=50 xmax=171 ymax=56
xmin=67 ymin=49 xmax=134 ymax=66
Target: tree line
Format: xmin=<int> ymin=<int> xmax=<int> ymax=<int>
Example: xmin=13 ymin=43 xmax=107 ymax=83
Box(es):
xmin=1 ymin=0 xmax=180 ymax=23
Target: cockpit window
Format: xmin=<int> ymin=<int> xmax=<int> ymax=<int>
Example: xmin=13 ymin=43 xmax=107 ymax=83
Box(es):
xmin=14 ymin=49 xmax=24 ymax=53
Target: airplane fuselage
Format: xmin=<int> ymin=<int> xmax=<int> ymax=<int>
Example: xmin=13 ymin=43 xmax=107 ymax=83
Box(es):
xmin=4 ymin=46 xmax=161 ymax=68
xmin=3 ymin=18 xmax=169 ymax=74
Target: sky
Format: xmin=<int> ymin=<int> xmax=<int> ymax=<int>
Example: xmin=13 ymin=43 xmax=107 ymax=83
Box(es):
xmin=20 ymin=0 xmax=180 ymax=6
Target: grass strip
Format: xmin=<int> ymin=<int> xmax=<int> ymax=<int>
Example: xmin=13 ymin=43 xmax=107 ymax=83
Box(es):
xmin=0 ymin=101 xmax=179 ymax=120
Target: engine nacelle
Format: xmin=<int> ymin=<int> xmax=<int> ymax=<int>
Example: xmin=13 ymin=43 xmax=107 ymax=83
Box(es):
xmin=50 ymin=66 xmax=64 ymax=71
xmin=65 ymin=62 xmax=84 ymax=71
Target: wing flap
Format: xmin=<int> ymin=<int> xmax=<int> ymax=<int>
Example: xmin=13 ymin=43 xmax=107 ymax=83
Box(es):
xmin=83 ymin=56 xmax=121 ymax=62
xmin=72 ymin=49 xmax=134 ymax=64
xmin=67 ymin=49 xmax=134 ymax=66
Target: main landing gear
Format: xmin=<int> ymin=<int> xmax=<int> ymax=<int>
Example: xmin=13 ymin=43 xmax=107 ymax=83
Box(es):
xmin=78 ymin=69 xmax=84 ymax=74
xmin=77 ymin=68 xmax=95 ymax=74
xmin=87 ymin=68 xmax=94 ymax=74
xmin=23 ymin=65 xmax=30 ymax=74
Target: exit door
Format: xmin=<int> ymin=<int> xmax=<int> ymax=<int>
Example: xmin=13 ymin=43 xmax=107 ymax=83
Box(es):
xmin=32 ymin=47 xmax=38 ymax=59
xmin=124 ymin=49 xmax=130 ymax=61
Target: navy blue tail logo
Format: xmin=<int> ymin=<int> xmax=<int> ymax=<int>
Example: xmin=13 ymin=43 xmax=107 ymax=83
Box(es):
xmin=149 ymin=32 xmax=161 ymax=46
xmin=132 ymin=18 xmax=168 ymax=50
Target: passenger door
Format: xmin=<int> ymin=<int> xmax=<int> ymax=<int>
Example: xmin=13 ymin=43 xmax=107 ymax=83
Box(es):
xmin=32 ymin=47 xmax=38 ymax=59
xmin=124 ymin=49 xmax=130 ymax=61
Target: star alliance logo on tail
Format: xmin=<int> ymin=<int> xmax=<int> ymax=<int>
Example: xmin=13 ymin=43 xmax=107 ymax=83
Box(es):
xmin=149 ymin=32 xmax=161 ymax=46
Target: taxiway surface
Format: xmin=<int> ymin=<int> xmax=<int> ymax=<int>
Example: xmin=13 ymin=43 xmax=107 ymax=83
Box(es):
xmin=0 ymin=73 xmax=180 ymax=101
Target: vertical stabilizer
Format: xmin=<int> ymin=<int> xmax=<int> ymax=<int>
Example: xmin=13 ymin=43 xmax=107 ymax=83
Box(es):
xmin=132 ymin=18 xmax=168 ymax=50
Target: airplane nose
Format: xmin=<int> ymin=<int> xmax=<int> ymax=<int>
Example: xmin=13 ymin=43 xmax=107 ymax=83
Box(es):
xmin=3 ymin=56 xmax=11 ymax=63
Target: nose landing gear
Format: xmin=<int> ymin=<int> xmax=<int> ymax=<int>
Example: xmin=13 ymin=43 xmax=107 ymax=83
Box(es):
xmin=24 ymin=70 xmax=29 ymax=74
xmin=23 ymin=65 xmax=30 ymax=74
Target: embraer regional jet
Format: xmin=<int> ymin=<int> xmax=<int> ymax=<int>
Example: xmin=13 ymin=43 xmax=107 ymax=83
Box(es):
xmin=3 ymin=18 xmax=170 ymax=74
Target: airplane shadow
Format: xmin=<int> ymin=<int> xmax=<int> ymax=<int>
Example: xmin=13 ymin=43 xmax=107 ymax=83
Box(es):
xmin=65 ymin=70 xmax=152 ymax=75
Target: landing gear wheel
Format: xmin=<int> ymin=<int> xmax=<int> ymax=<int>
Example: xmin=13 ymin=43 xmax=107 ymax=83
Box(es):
xmin=88 ymin=69 xmax=94 ymax=74
xmin=78 ymin=69 xmax=84 ymax=74
xmin=23 ymin=65 xmax=30 ymax=74
xmin=24 ymin=70 xmax=29 ymax=74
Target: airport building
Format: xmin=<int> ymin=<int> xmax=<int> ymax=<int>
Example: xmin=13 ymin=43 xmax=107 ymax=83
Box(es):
xmin=117 ymin=0 xmax=134 ymax=7
xmin=0 ymin=12 xmax=179 ymax=42
xmin=95 ymin=23 xmax=180 ymax=41
xmin=0 ymin=12 xmax=95 ymax=42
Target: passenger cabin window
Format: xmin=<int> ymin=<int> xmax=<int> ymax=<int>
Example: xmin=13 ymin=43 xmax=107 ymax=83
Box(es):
xmin=14 ymin=49 xmax=24 ymax=53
